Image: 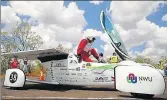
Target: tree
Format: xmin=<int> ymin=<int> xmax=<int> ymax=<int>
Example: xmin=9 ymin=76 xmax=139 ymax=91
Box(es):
xmin=55 ymin=44 xmax=72 ymax=53
xmin=1 ymin=21 xmax=43 ymax=52
xmin=31 ymin=60 xmax=43 ymax=75
xmin=1 ymin=21 xmax=44 ymax=74
xmin=135 ymin=56 xmax=146 ymax=63
xmin=135 ymin=56 xmax=167 ymax=69
xmin=158 ymin=56 xmax=167 ymax=69
xmin=135 ymin=56 xmax=152 ymax=64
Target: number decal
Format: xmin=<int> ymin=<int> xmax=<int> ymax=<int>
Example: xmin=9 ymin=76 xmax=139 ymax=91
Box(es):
xmin=9 ymin=72 xmax=18 ymax=83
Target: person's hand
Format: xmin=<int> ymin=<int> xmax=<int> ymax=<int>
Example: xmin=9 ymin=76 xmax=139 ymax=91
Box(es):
xmin=97 ymin=58 xmax=101 ymax=63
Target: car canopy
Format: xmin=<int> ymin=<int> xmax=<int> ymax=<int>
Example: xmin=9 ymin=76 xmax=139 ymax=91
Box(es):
xmin=100 ymin=11 xmax=130 ymax=60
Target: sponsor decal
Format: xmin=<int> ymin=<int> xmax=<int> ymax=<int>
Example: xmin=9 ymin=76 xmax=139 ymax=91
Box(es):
xmin=81 ymin=69 xmax=86 ymax=71
xmin=70 ymin=80 xmax=78 ymax=82
xmin=86 ymin=63 xmax=91 ymax=67
xmin=95 ymin=77 xmax=104 ymax=80
xmin=83 ymin=77 xmax=88 ymax=79
xmin=60 ymin=68 xmax=67 ymax=70
xmin=93 ymin=77 xmax=111 ymax=82
xmin=70 ymin=60 xmax=77 ymax=64
xmin=68 ymin=68 xmax=82 ymax=71
xmin=68 ymin=69 xmax=75 ymax=71
xmin=69 ymin=77 xmax=77 ymax=79
xmin=76 ymin=67 xmax=80 ymax=71
xmin=51 ymin=61 xmax=66 ymax=67
xmin=51 ymin=61 xmax=53 ymax=67
xmin=54 ymin=63 xmax=66 ymax=67
xmin=71 ymin=73 xmax=76 ymax=75
xmin=127 ymin=73 xmax=152 ymax=84
xmin=82 ymin=63 xmax=92 ymax=68
xmin=9 ymin=72 xmax=18 ymax=83
xmin=82 ymin=64 xmax=86 ymax=68
xmin=77 ymin=73 xmax=82 ymax=76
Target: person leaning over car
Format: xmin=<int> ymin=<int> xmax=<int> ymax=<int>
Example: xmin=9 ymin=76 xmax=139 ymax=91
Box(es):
xmin=77 ymin=36 xmax=100 ymax=62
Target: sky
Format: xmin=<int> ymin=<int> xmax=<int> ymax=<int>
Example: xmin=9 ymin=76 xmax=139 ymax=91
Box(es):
xmin=1 ymin=1 xmax=167 ymax=62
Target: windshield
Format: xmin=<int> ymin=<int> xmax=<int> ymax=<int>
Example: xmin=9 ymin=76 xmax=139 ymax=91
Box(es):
xmin=100 ymin=11 xmax=129 ymax=60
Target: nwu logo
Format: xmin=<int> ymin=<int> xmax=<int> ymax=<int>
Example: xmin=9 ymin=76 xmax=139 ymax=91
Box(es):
xmin=127 ymin=73 xmax=153 ymax=84
xmin=127 ymin=73 xmax=137 ymax=84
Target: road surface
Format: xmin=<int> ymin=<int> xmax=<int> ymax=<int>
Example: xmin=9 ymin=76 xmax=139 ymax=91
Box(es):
xmin=1 ymin=77 xmax=167 ymax=100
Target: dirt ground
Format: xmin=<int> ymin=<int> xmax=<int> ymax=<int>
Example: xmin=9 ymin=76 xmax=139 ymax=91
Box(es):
xmin=1 ymin=76 xmax=167 ymax=100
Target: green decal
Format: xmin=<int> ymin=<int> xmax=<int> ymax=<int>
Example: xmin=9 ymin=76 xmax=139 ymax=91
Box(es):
xmin=127 ymin=76 xmax=131 ymax=83
xmin=87 ymin=64 xmax=117 ymax=70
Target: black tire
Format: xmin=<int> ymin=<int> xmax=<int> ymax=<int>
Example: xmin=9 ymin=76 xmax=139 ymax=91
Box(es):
xmin=10 ymin=87 xmax=23 ymax=90
xmin=131 ymin=93 xmax=154 ymax=99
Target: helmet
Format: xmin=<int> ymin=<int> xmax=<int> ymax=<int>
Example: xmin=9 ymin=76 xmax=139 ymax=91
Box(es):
xmin=99 ymin=53 xmax=103 ymax=57
xmin=87 ymin=36 xmax=96 ymax=41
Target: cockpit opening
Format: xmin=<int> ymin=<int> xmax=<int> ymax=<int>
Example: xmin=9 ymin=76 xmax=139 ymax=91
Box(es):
xmin=37 ymin=52 xmax=69 ymax=62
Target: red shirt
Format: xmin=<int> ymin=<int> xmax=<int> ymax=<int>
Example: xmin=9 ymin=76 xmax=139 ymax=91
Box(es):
xmin=77 ymin=39 xmax=91 ymax=54
xmin=10 ymin=60 xmax=19 ymax=69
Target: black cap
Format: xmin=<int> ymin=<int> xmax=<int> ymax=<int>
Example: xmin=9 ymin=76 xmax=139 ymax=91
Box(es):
xmin=99 ymin=53 xmax=103 ymax=56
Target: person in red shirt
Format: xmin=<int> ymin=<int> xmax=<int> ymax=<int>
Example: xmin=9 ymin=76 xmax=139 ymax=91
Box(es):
xmin=10 ymin=57 xmax=19 ymax=69
xmin=77 ymin=36 xmax=100 ymax=62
